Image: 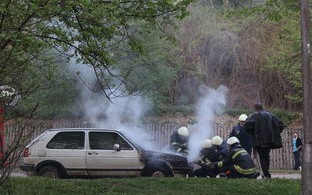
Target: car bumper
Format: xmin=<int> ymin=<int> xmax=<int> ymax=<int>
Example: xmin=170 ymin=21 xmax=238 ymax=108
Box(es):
xmin=20 ymin=163 xmax=34 ymax=172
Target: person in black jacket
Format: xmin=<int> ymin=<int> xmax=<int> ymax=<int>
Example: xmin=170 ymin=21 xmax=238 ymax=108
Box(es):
xmin=212 ymin=137 xmax=258 ymax=179
xmin=169 ymin=126 xmax=189 ymax=155
xmin=229 ymin=114 xmax=253 ymax=155
xmin=244 ymin=102 xmax=285 ymax=178
xmin=292 ymin=132 xmax=303 ymax=170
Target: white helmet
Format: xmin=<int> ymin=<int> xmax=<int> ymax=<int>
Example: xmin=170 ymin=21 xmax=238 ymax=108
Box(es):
xmin=238 ymin=114 xmax=248 ymax=122
xmin=211 ymin=135 xmax=223 ymax=146
xmin=177 ymin=126 xmax=189 ymax=137
xmin=201 ymin=139 xmax=212 ymax=149
xmin=227 ymin=136 xmax=240 ymax=145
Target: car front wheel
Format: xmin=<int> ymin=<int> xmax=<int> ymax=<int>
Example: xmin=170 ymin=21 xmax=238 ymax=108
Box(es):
xmin=150 ymin=170 xmax=166 ymax=178
xmin=142 ymin=163 xmax=174 ymax=178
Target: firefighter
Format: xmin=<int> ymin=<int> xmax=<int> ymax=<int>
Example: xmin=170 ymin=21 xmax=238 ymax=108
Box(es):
xmin=211 ymin=135 xmax=228 ymax=161
xmin=194 ymin=139 xmax=219 ymax=178
xmin=229 ymin=114 xmax=253 ymax=155
xmin=169 ymin=126 xmax=189 ymax=155
xmin=213 ymin=136 xmax=259 ymax=179
xmin=195 ymin=135 xmax=228 ymax=178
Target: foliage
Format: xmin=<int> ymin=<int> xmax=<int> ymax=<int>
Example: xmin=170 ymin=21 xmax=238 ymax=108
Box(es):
xmin=224 ymin=0 xmax=302 ymax=109
xmin=168 ymin=0 xmax=303 ymax=111
xmin=0 ymin=177 xmax=301 ymax=195
xmin=0 ymin=0 xmax=194 ymax=186
xmin=0 ymin=0 xmax=193 ymax=109
xmin=113 ymin=21 xmax=181 ymax=112
xmin=225 ymin=108 xmax=253 ymax=117
xmin=270 ymin=108 xmax=301 ymax=126
xmin=225 ymin=107 xmax=301 ymax=126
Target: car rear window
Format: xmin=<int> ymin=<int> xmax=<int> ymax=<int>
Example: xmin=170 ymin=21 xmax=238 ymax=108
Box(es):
xmin=89 ymin=132 xmax=133 ymax=150
xmin=46 ymin=131 xmax=85 ymax=149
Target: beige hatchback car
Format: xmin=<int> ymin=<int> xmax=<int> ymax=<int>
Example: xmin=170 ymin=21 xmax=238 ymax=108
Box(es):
xmin=20 ymin=128 xmax=191 ymax=178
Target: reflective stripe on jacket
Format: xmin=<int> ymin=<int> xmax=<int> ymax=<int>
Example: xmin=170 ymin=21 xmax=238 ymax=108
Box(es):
xmin=217 ymin=145 xmax=256 ymax=175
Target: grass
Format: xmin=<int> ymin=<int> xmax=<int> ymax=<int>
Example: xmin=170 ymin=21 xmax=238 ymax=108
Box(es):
xmin=0 ymin=177 xmax=301 ymax=195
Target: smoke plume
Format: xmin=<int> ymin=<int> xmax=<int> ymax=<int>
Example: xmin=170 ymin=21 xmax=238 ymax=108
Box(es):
xmin=187 ymin=85 xmax=227 ymax=162
xmin=69 ymin=61 xmax=155 ymax=149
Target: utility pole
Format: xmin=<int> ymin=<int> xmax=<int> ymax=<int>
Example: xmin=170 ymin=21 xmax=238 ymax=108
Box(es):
xmin=0 ymin=102 xmax=4 ymax=160
xmin=300 ymin=0 xmax=312 ymax=194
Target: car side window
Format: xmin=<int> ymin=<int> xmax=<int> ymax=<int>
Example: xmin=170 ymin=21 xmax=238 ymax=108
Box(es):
xmin=46 ymin=132 xmax=85 ymax=149
xmin=89 ymin=132 xmax=133 ymax=150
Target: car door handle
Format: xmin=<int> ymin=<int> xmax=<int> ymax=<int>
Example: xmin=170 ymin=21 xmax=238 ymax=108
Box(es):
xmin=88 ymin=151 xmax=98 ymax=155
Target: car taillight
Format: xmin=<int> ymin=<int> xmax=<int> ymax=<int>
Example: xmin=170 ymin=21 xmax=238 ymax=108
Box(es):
xmin=23 ymin=148 xmax=30 ymax=157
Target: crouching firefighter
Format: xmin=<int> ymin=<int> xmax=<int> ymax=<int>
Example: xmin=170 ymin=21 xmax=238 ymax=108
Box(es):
xmin=194 ymin=139 xmax=219 ymax=178
xmin=208 ymin=137 xmax=259 ymax=179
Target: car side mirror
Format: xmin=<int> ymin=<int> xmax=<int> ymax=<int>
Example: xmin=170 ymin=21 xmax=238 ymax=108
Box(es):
xmin=113 ymin=144 xmax=120 ymax=151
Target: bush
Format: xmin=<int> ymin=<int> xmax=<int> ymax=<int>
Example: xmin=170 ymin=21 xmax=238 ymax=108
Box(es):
xmin=225 ymin=108 xmax=301 ymax=126
xmin=225 ymin=108 xmax=252 ymax=117
xmin=271 ymin=109 xmax=301 ymax=126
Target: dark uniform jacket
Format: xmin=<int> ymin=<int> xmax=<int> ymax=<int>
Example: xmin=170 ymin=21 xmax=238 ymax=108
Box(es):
xmin=244 ymin=111 xmax=285 ymax=149
xmin=169 ymin=132 xmax=188 ymax=155
xmin=217 ymin=144 xmax=256 ymax=175
xmin=214 ymin=141 xmax=228 ymax=161
xmin=229 ymin=124 xmax=253 ymax=154
xmin=198 ymin=147 xmax=219 ymax=165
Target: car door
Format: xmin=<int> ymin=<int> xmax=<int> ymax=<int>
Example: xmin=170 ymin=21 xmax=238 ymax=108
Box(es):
xmin=45 ymin=131 xmax=87 ymax=176
xmin=86 ymin=131 xmax=140 ymax=177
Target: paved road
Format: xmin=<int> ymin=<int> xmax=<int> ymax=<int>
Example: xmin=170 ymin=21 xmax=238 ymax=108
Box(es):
xmin=271 ymin=172 xmax=301 ymax=179
xmin=10 ymin=171 xmax=27 ymax=177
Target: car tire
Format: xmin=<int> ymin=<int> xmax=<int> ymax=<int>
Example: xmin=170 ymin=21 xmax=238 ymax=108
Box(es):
xmin=150 ymin=169 xmax=166 ymax=178
xmin=142 ymin=162 xmax=174 ymax=178
xmin=37 ymin=165 xmax=61 ymax=179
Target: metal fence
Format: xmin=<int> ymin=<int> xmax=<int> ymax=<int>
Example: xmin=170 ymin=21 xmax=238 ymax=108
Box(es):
xmin=3 ymin=120 xmax=302 ymax=170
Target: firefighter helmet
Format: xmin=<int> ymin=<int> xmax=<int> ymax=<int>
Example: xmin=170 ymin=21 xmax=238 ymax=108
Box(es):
xmin=177 ymin=126 xmax=189 ymax=137
xmin=238 ymin=114 xmax=248 ymax=122
xmin=227 ymin=136 xmax=240 ymax=145
xmin=211 ymin=135 xmax=223 ymax=146
xmin=201 ymin=139 xmax=212 ymax=149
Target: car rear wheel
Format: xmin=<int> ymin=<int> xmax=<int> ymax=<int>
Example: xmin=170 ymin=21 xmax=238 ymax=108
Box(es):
xmin=37 ymin=165 xmax=61 ymax=179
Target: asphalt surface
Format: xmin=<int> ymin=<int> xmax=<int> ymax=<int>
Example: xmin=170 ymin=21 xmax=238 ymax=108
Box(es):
xmin=271 ymin=172 xmax=301 ymax=179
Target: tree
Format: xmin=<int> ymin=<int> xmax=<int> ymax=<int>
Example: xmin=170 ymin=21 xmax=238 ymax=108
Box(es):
xmin=171 ymin=0 xmax=303 ymax=110
xmin=0 ymin=0 xmax=193 ymax=188
xmin=300 ymin=0 xmax=312 ymax=194
xmin=0 ymin=0 xmax=192 ymax=100
xmin=112 ymin=21 xmax=182 ymax=112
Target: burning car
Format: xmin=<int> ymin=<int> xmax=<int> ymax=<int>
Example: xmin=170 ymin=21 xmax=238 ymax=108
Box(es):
xmin=20 ymin=128 xmax=191 ymax=178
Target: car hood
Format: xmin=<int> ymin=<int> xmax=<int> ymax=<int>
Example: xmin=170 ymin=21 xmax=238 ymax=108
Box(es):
xmin=140 ymin=150 xmax=189 ymax=169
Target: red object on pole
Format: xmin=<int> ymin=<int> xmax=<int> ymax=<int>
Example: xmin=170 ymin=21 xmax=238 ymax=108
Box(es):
xmin=0 ymin=102 xmax=4 ymax=159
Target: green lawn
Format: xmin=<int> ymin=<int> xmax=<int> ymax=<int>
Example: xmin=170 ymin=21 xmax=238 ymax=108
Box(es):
xmin=0 ymin=177 xmax=301 ymax=195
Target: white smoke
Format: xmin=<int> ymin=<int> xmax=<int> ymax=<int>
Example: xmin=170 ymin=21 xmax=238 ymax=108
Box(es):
xmin=100 ymin=95 xmax=154 ymax=150
xmin=69 ymin=60 xmax=155 ymax=150
xmin=187 ymin=85 xmax=227 ymax=162
xmin=69 ymin=60 xmax=228 ymax=155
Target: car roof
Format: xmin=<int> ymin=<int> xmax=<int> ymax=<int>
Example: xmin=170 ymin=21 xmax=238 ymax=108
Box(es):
xmin=47 ymin=128 xmax=120 ymax=132
xmin=45 ymin=128 xmax=142 ymax=150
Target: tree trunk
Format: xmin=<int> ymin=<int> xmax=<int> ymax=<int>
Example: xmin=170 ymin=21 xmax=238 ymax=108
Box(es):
xmin=300 ymin=0 xmax=312 ymax=194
